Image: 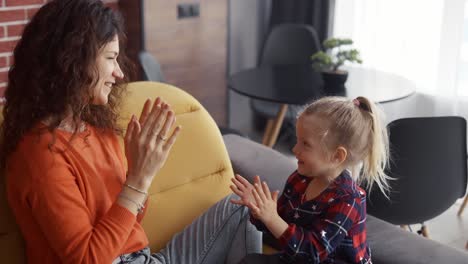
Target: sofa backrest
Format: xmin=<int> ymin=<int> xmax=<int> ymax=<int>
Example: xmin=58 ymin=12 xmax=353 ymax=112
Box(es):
xmin=0 ymin=81 xmax=234 ymax=261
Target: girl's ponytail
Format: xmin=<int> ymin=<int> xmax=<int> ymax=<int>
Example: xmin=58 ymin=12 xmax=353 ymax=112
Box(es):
xmin=354 ymin=97 xmax=391 ymax=197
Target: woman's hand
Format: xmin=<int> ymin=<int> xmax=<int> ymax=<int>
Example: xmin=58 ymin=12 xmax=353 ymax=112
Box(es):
xmin=230 ymin=174 xmax=259 ymax=208
xmin=124 ymin=97 xmax=181 ymax=190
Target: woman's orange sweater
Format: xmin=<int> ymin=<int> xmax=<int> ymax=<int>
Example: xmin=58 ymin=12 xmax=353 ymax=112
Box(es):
xmin=6 ymin=124 xmax=149 ymax=263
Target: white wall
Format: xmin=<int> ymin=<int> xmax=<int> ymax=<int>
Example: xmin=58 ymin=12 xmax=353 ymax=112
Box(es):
xmin=227 ymin=0 xmax=271 ymax=75
xmin=227 ymin=0 xmax=271 ymax=128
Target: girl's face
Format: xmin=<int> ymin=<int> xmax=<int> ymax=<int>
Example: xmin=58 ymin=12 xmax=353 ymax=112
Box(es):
xmin=292 ymin=114 xmax=339 ymax=178
xmin=92 ymin=35 xmax=124 ymax=105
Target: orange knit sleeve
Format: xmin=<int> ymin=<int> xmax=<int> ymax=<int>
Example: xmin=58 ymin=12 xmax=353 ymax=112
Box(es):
xmin=8 ymin=147 xmax=138 ymax=263
xmin=29 ymin=181 xmax=136 ymax=263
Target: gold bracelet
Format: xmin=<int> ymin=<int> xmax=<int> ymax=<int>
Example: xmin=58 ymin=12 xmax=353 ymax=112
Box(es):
xmin=124 ymin=183 xmax=148 ymax=196
xmin=119 ymin=193 xmax=145 ymax=214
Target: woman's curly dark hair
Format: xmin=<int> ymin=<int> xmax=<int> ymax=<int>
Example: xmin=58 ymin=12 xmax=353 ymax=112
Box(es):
xmin=0 ymin=0 xmax=134 ymax=169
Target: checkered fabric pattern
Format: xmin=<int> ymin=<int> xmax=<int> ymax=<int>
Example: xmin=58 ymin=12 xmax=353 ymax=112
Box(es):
xmin=251 ymin=170 xmax=372 ymax=264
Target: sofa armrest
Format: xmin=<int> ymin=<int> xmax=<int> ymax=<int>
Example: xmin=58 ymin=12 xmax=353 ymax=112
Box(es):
xmin=223 ymin=134 xmax=296 ymax=193
xmin=367 ymin=215 xmax=468 ymax=264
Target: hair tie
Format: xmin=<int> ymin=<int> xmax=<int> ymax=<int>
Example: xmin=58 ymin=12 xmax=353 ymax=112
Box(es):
xmin=353 ymin=98 xmax=371 ymax=112
xmin=353 ymin=99 xmax=360 ymax=107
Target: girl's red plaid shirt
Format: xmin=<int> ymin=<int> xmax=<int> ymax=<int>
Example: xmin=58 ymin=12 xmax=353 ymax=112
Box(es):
xmin=251 ymin=170 xmax=372 ymax=264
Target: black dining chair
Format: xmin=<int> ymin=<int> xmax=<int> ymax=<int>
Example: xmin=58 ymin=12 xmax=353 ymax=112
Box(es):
xmin=139 ymin=51 xmax=165 ymax=82
xmin=365 ymin=116 xmax=468 ymax=237
xmin=250 ymin=23 xmax=321 ymax=145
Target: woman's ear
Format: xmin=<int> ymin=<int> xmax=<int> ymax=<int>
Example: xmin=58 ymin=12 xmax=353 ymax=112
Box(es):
xmin=333 ymin=146 xmax=347 ymax=165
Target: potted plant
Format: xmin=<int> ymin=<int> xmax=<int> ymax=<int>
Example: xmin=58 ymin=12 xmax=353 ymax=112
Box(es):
xmin=311 ymin=38 xmax=362 ymax=93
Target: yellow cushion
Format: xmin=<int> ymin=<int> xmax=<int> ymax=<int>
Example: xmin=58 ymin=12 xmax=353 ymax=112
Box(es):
xmin=0 ymin=81 xmax=234 ymax=261
xmin=121 ymin=82 xmax=234 ymax=251
xmin=262 ymin=244 xmax=279 ymax=255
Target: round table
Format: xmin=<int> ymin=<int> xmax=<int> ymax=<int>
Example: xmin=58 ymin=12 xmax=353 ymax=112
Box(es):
xmin=228 ymin=65 xmax=415 ymax=147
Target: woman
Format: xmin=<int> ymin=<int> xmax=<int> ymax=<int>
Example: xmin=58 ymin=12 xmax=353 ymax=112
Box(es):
xmin=1 ymin=0 xmax=261 ymax=263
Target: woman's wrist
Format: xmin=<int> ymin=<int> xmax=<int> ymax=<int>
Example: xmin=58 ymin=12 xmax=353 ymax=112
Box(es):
xmin=117 ymin=195 xmax=140 ymax=215
xmin=117 ymin=186 xmax=148 ymax=215
xmin=119 ymin=193 xmax=145 ymax=214
xmin=124 ymin=182 xmax=148 ymax=197
xmin=121 ymin=186 xmax=147 ymax=203
xmin=125 ymin=171 xmax=152 ymax=191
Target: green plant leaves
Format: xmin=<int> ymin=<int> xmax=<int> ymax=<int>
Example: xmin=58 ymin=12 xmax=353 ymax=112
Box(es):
xmin=310 ymin=38 xmax=362 ymax=72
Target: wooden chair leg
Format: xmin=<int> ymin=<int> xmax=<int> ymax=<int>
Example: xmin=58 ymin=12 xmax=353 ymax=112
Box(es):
xmin=421 ymin=225 xmax=429 ymax=238
xmin=266 ymin=104 xmax=288 ymax=148
xmin=262 ymin=119 xmax=274 ymax=145
xmin=400 ymin=224 xmax=429 ymax=238
xmin=457 ymin=195 xmax=468 ymax=216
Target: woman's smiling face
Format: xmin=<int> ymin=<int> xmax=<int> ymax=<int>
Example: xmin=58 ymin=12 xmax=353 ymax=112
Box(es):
xmin=92 ymin=35 xmax=124 ymax=105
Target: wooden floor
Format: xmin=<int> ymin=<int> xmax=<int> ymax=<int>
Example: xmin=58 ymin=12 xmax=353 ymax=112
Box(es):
xmin=426 ymin=198 xmax=467 ymax=250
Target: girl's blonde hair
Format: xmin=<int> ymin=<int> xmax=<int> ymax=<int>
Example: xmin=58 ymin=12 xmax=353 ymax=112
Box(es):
xmin=300 ymin=96 xmax=391 ymax=196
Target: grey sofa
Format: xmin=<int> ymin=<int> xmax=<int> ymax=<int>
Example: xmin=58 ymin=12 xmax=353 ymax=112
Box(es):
xmin=223 ymin=134 xmax=468 ymax=264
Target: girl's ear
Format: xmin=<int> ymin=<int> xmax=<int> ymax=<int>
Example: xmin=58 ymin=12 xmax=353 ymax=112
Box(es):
xmin=333 ymin=146 xmax=348 ymax=165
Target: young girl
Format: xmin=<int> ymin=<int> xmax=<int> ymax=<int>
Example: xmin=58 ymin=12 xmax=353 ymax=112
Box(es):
xmin=232 ymin=96 xmax=390 ymax=264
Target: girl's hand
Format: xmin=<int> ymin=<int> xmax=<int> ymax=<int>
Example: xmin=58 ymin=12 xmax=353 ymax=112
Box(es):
xmin=124 ymin=98 xmax=181 ymax=190
xmin=250 ymin=180 xmax=280 ymax=225
xmin=230 ymin=174 xmax=260 ymax=208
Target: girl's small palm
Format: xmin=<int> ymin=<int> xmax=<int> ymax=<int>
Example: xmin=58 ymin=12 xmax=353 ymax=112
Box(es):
xmin=230 ymin=174 xmax=260 ymax=208
xmin=251 ymin=181 xmax=280 ymax=224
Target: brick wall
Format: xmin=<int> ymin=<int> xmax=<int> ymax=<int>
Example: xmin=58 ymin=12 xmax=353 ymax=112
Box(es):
xmin=0 ymin=0 xmax=119 ymax=99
